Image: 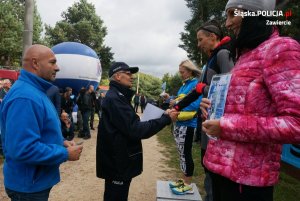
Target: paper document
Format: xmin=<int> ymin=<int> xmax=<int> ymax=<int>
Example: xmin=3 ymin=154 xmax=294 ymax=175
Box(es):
xmin=206 ymin=73 xmax=232 ymax=140
xmin=140 ymin=103 xmax=165 ymax=122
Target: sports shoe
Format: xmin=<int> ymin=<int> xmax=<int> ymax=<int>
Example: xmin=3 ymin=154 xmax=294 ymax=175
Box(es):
xmin=171 ymin=183 xmax=194 ymax=195
xmin=169 ymin=179 xmax=184 ymax=188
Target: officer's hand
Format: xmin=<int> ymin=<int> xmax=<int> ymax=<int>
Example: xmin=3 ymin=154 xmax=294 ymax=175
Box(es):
xmin=167 ymin=109 xmax=179 ymax=122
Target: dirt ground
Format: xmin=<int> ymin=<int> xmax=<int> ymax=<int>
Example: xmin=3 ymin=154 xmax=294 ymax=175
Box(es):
xmin=0 ymin=127 xmax=172 ymax=201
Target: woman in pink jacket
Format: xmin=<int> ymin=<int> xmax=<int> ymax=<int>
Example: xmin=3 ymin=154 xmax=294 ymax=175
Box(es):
xmin=201 ymin=0 xmax=300 ymax=201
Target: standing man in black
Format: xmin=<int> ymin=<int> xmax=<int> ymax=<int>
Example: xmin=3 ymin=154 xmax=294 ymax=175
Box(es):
xmin=89 ymin=85 xmax=97 ymax=130
xmin=133 ymin=93 xmax=140 ymax=113
xmin=96 ymin=62 xmax=178 ymax=201
xmin=81 ymin=85 xmax=94 ymax=139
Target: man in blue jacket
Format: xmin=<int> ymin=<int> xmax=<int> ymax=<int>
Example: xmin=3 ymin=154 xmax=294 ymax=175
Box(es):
xmin=0 ymin=44 xmax=83 ymax=201
xmin=96 ymin=62 xmax=179 ymax=201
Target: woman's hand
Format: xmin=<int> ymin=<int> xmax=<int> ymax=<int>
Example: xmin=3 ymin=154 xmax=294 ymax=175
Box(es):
xmin=200 ymin=98 xmax=211 ymax=120
xmin=169 ymin=99 xmax=176 ymax=108
xmin=202 ymin=120 xmax=221 ymax=138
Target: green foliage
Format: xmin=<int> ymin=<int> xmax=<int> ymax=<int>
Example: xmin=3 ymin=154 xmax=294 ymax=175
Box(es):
xmin=162 ymin=72 xmax=182 ymax=96
xmin=99 ymin=46 xmax=114 ymax=79
xmin=0 ymin=0 xmax=43 ymax=66
xmin=132 ymin=73 xmax=162 ymax=100
xmin=100 ymin=78 xmax=109 ymax=86
xmin=274 ymin=171 xmax=300 ymax=201
xmin=180 ymin=0 xmax=227 ymax=66
xmin=45 ymin=0 xmax=114 ymax=80
xmin=277 ymin=2 xmax=300 ymax=38
xmin=181 ymin=0 xmax=300 ymax=66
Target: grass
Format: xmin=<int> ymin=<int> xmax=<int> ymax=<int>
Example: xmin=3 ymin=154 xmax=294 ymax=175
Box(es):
xmin=157 ymin=126 xmax=300 ymax=201
xmin=157 ymin=126 xmax=206 ymax=196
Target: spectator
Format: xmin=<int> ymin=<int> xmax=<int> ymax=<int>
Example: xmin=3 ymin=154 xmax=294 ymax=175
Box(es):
xmin=89 ymin=85 xmax=97 ymax=130
xmin=95 ymin=92 xmax=105 ymax=121
xmin=96 ymin=62 xmax=178 ymax=201
xmin=0 ymin=44 xmax=83 ymax=201
xmin=133 ymin=93 xmax=140 ymax=113
xmin=201 ymin=1 xmax=300 ymax=201
xmin=47 ymin=85 xmax=61 ymax=115
xmin=61 ymin=87 xmax=74 ymax=116
xmin=140 ymin=94 xmax=146 ymax=113
xmin=169 ymin=59 xmax=202 ymax=195
xmin=60 ymin=112 xmax=75 ymax=141
xmin=0 ymin=79 xmax=11 ymax=157
xmin=81 ymin=85 xmax=94 ymax=139
xmin=76 ymin=87 xmax=86 ymax=137
xmin=0 ymin=79 xmax=11 ymax=102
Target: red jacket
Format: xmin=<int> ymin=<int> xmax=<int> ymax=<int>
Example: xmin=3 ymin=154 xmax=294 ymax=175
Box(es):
xmin=204 ymin=30 xmax=300 ymax=187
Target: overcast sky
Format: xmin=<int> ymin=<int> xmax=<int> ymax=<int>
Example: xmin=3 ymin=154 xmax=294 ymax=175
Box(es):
xmin=35 ymin=0 xmax=191 ymax=78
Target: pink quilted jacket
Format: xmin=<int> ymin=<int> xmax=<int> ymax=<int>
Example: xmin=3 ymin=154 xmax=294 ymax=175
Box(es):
xmin=204 ymin=29 xmax=300 ymax=187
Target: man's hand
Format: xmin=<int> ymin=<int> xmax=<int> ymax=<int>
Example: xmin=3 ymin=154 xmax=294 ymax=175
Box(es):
xmin=64 ymin=140 xmax=76 ymax=147
xmin=165 ymin=109 xmax=179 ymax=122
xmin=67 ymin=145 xmax=83 ymax=161
xmin=202 ymin=120 xmax=221 ymax=138
xmin=200 ymin=98 xmax=211 ymax=120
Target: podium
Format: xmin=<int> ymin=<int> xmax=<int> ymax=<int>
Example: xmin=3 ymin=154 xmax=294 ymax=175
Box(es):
xmin=156 ymin=181 xmax=202 ymax=201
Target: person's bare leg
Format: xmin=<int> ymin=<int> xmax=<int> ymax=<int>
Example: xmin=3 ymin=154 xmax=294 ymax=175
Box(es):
xmin=183 ymin=175 xmax=192 ymax=185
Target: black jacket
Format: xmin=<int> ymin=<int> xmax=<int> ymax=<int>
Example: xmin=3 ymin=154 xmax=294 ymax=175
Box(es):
xmin=96 ymin=81 xmax=171 ymax=181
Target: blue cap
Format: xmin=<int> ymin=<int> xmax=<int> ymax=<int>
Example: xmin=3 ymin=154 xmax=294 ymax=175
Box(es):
xmin=108 ymin=62 xmax=139 ymax=77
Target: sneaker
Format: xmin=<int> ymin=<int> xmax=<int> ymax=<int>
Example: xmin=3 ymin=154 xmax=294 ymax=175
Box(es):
xmin=169 ymin=179 xmax=184 ymax=188
xmin=171 ymin=184 xmax=194 ymax=195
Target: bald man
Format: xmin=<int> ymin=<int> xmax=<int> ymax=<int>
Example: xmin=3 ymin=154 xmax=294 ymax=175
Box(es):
xmin=0 ymin=45 xmax=83 ymax=201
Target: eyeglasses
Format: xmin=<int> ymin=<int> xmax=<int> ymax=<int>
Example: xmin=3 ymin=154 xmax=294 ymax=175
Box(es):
xmin=118 ymin=71 xmax=132 ymax=76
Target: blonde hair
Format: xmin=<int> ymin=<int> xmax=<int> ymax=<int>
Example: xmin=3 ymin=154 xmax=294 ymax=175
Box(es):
xmin=179 ymin=59 xmax=201 ymax=77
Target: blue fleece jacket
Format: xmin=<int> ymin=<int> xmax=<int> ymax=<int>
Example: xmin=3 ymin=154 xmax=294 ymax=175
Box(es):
xmin=176 ymin=78 xmax=202 ymax=128
xmin=0 ymin=69 xmax=68 ymax=193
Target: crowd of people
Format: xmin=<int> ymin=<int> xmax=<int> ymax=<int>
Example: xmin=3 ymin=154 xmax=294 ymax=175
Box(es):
xmin=0 ymin=0 xmax=299 ymax=201
xmin=46 ymin=82 xmax=106 ymax=141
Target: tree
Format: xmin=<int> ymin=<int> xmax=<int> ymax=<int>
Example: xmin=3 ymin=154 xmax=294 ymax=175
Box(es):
xmin=99 ymin=45 xmax=114 ymax=78
xmin=0 ymin=0 xmax=43 ymax=67
xmin=180 ymin=0 xmax=227 ymax=67
xmin=45 ymin=0 xmax=114 ymax=79
xmin=277 ymin=0 xmax=299 ymax=39
xmin=181 ymin=0 xmax=300 ymax=67
xmin=131 ymin=73 xmax=162 ymax=101
xmin=162 ymin=72 xmax=182 ymax=96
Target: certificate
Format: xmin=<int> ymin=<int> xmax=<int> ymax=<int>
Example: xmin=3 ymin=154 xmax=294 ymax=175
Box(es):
xmin=207 ymin=73 xmax=232 ymax=120
xmin=206 ymin=73 xmax=232 ymax=140
xmin=140 ymin=103 xmax=165 ymax=122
